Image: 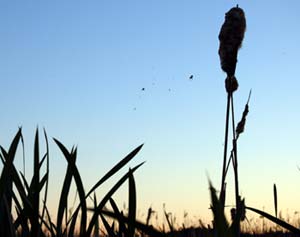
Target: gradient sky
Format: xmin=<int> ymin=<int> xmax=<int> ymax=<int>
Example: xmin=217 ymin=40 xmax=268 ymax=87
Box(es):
xmin=1 ymin=0 xmax=300 ymax=227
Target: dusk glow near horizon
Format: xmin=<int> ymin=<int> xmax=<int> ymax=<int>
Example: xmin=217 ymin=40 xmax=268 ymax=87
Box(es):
xmin=1 ymin=0 xmax=300 ymax=227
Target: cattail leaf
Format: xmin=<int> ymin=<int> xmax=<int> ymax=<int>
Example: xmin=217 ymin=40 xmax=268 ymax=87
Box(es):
xmin=246 ymin=206 xmax=300 ymax=234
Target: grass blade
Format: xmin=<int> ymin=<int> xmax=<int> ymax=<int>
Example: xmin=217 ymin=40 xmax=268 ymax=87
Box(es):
xmin=1 ymin=196 xmax=16 ymax=237
xmin=20 ymin=130 xmax=26 ymax=181
xmin=109 ymin=198 xmax=126 ymax=234
xmin=40 ymin=129 xmax=50 ymax=233
xmin=31 ymin=128 xmax=40 ymax=237
xmin=93 ymin=193 xmax=100 ymax=237
xmin=128 ymin=168 xmax=136 ymax=237
xmin=38 ymin=173 xmax=48 ymax=193
xmin=0 ymin=128 xmax=22 ymax=201
xmin=85 ymin=144 xmax=144 ymax=199
xmin=208 ymin=180 xmax=232 ymax=237
xmin=163 ymin=207 xmax=173 ymax=233
xmin=246 ymin=206 xmax=300 ymax=234
xmin=101 ymin=209 xmax=166 ymax=237
xmin=67 ymin=144 xmax=144 ymax=230
xmin=68 ymin=206 xmax=80 ymax=237
xmin=54 ymin=138 xmax=87 ymax=237
xmin=0 ymin=129 xmax=22 ymax=237
xmin=19 ymin=172 xmax=30 ymax=194
xmin=273 ymin=183 xmax=278 ymax=218
xmin=56 ymin=157 xmax=73 ymax=236
xmin=40 ymin=201 xmax=56 ymax=237
xmin=86 ymin=162 xmax=144 ymax=236
xmin=100 ymin=213 xmax=117 ymax=237
xmin=14 ymin=205 xmax=30 ymax=237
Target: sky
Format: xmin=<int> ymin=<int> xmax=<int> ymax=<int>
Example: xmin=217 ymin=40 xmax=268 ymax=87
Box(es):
xmin=1 ymin=0 xmax=300 ymax=227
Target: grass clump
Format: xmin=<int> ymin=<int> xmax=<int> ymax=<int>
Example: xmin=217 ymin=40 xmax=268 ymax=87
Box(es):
xmin=0 ymin=128 xmax=164 ymax=237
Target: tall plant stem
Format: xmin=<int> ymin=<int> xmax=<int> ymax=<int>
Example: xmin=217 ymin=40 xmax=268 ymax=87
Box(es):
xmin=220 ymin=92 xmax=231 ymax=208
xmin=231 ymin=95 xmax=240 ymax=237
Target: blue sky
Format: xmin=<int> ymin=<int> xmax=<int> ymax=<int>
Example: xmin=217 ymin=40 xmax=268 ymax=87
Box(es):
xmin=1 ymin=0 xmax=300 ymax=226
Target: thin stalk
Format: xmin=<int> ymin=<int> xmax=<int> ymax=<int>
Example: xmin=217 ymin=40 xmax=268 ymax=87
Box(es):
xmin=230 ymin=95 xmax=237 ymax=168
xmin=65 ymin=198 xmax=68 ymax=237
xmin=231 ymin=95 xmax=240 ymax=237
xmin=220 ymin=92 xmax=231 ymax=208
xmin=41 ymin=129 xmax=49 ymax=232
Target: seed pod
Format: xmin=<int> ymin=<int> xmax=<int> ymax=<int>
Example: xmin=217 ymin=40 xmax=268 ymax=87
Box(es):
xmin=236 ymin=90 xmax=251 ymax=137
xmin=225 ymin=76 xmax=239 ymax=93
xmin=219 ymin=6 xmax=246 ymax=77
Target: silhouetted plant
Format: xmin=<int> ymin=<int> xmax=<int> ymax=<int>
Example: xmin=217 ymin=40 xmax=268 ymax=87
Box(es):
xmin=213 ymin=5 xmax=300 ymax=237
xmin=0 ymin=128 xmax=165 ymax=237
xmin=213 ymin=5 xmax=248 ymax=237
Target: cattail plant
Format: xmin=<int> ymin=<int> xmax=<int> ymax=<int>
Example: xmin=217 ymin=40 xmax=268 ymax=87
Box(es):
xmin=212 ymin=5 xmax=300 ymax=236
xmin=217 ymin=5 xmax=247 ymax=237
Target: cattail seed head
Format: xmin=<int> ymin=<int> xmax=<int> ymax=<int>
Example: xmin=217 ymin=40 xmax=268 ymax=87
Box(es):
xmin=219 ymin=6 xmax=246 ymax=77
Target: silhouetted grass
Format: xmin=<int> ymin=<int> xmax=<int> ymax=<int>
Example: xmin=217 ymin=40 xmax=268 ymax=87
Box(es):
xmin=0 ymin=128 xmax=164 ymax=237
xmin=2 ymin=4 xmax=300 ymax=237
